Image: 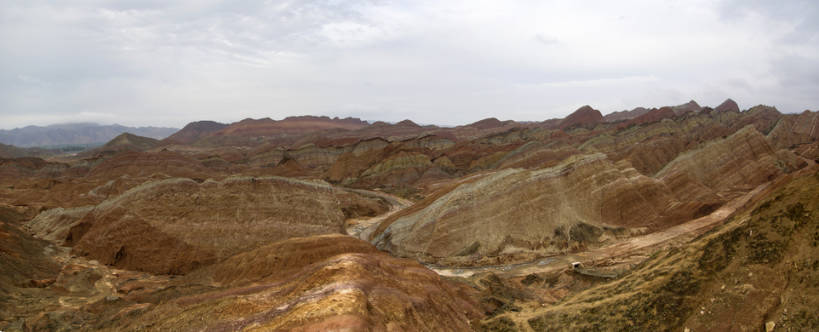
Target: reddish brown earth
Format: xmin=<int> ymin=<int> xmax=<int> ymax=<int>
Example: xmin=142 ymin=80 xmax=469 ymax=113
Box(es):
xmin=1 ymin=232 xmax=483 ymax=331
xmin=671 ymin=100 xmax=703 ymax=115
xmin=620 ymin=106 xmax=675 ymax=128
xmin=481 ymin=167 xmax=819 ymax=331
xmin=138 ymin=234 xmax=484 ymax=331
xmin=714 ymin=98 xmax=740 ymax=113
xmin=558 ymin=105 xmax=603 ymax=129
xmin=602 ymin=107 xmax=651 ymax=122
xmin=0 ymin=143 xmax=57 ymax=159
xmin=215 ymin=116 xmax=369 ymax=137
xmin=52 ymin=176 xmax=388 ymax=274
xmin=161 ymin=121 xmax=227 ymax=145
xmin=1 ymin=99 xmax=818 ymax=331
xmin=78 ymin=133 xmax=160 ymax=158
xmin=467 ymin=117 xmax=508 ymax=130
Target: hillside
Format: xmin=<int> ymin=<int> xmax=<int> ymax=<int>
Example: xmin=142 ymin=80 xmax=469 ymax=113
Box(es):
xmin=482 ymin=167 xmax=819 ymax=331
xmin=0 ymin=99 xmax=818 ymax=331
xmin=0 ymin=123 xmax=177 ymax=148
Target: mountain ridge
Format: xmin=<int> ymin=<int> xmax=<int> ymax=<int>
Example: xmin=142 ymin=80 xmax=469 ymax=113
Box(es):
xmin=0 ymin=123 xmax=177 ymax=147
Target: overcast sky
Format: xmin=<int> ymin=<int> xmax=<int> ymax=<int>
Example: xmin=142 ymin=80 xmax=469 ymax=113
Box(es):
xmin=1 ymin=0 xmax=817 ymax=129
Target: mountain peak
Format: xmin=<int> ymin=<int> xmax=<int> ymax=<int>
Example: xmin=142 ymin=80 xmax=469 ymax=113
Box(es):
xmin=396 ymin=119 xmax=420 ymax=127
xmin=467 ymin=117 xmax=504 ymax=129
xmin=714 ymin=98 xmax=740 ymax=113
xmin=671 ymin=100 xmax=702 ymax=115
xmin=560 ymin=105 xmax=603 ymax=129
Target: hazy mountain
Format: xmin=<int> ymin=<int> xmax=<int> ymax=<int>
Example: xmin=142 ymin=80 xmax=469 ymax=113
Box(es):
xmin=0 ymin=123 xmax=178 ymax=147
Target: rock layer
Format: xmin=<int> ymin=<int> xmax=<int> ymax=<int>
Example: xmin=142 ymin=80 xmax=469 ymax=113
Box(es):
xmin=65 ymin=177 xmax=387 ymax=274
xmin=120 ymin=234 xmax=483 ymax=331
xmin=517 ymin=169 xmax=819 ymax=331
xmin=657 ymin=125 xmax=805 ymax=202
xmin=374 ymin=126 xmax=806 ymax=267
xmin=374 ymin=153 xmax=680 ymax=266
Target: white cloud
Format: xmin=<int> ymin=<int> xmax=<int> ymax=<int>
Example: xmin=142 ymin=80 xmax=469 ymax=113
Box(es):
xmin=0 ymin=0 xmax=817 ymax=129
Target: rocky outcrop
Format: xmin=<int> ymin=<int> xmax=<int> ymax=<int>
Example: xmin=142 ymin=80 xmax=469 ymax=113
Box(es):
xmin=4 ymin=99 xmax=819 ymax=332
xmin=65 ymin=177 xmax=387 ymax=274
xmin=433 ymin=156 xmax=457 ymax=172
xmin=370 ymin=125 xmax=806 ymax=267
xmin=102 ymin=133 xmax=159 ymax=150
xmin=0 ymin=217 xmax=60 ymax=298
xmin=162 ymin=121 xmax=227 ymax=145
xmin=85 ymin=150 xmax=212 ymax=180
xmin=581 ymin=106 xmax=784 ymax=176
xmin=560 ymin=106 xmax=603 ymax=129
xmin=519 ymin=169 xmax=819 ymax=331
xmin=468 ymin=117 xmax=506 ymax=129
xmin=79 ymin=133 xmax=160 ymax=157
xmin=351 ymin=137 xmax=390 ymax=156
xmin=360 ymin=152 xmax=432 ymax=187
xmin=215 ymin=116 xmax=368 ymax=137
xmin=401 ymin=135 xmax=455 ymax=151
xmin=0 ymin=157 xmax=69 ymax=179
xmin=767 ymin=110 xmax=819 ymax=160
xmin=603 ymin=107 xmax=651 ymax=122
xmin=26 ymin=206 xmax=94 ymax=243
xmin=623 ymin=107 xmax=676 ymax=127
xmin=768 ymin=111 xmax=818 ymax=149
xmin=671 ymin=100 xmax=702 ymax=115
xmin=374 ymin=153 xmax=680 ymax=266
xmin=657 ymin=126 xmax=805 ymax=203
xmin=285 ymin=143 xmax=346 ymax=169
xmin=395 ymin=119 xmax=421 ymax=127
xmin=56 ymin=235 xmax=483 ymax=331
xmin=714 ymin=98 xmax=740 ymax=113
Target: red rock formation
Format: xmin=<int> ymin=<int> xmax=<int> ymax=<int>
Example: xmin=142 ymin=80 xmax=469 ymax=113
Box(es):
xmin=3 ymin=98 xmax=819 ymax=332
xmin=0 ymin=215 xmax=59 ymax=298
xmin=560 ymin=105 xmax=603 ymax=129
xmin=35 ymin=235 xmax=483 ymax=331
xmin=162 ymin=120 xmax=227 ymax=145
xmin=603 ymin=107 xmax=651 ymax=122
xmin=215 ymin=116 xmax=368 ymax=137
xmin=671 ymin=100 xmax=702 ymax=115
xmin=468 ymin=117 xmax=505 ymax=129
xmin=78 ymin=133 xmax=160 ymax=158
xmin=623 ymin=107 xmax=676 ymax=127
xmin=66 ymin=177 xmax=387 ymax=274
xmin=85 ymin=150 xmax=211 ymax=179
xmin=657 ymin=126 xmax=805 ymax=203
xmin=714 ymin=98 xmax=740 ymax=113
xmin=373 ymin=153 xmax=683 ymax=266
xmin=395 ymin=119 xmax=421 ymax=127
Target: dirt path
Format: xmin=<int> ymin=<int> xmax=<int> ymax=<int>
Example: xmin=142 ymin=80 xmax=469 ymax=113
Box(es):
xmin=342 ymin=188 xmax=413 ymax=241
xmin=431 ymin=180 xmax=774 ymax=279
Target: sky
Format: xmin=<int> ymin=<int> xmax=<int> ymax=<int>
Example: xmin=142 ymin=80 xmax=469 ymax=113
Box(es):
xmin=1 ymin=0 xmax=818 ymax=129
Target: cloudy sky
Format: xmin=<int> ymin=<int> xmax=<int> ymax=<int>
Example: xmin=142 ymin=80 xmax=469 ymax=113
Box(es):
xmin=1 ymin=0 xmax=817 ymax=129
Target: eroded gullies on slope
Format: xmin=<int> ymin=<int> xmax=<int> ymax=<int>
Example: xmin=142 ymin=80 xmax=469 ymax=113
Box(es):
xmin=481 ymin=168 xmax=819 ymax=331
xmin=1 ymin=101 xmax=818 ymax=331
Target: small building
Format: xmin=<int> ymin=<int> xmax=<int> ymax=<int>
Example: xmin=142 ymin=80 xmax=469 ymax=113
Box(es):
xmin=571 ymin=262 xmax=582 ymax=269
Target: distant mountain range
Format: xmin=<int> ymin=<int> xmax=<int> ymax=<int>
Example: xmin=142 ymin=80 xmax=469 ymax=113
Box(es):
xmin=0 ymin=123 xmax=178 ymax=147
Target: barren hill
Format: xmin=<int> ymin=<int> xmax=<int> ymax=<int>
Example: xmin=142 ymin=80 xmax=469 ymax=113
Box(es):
xmin=35 ymin=176 xmax=388 ymax=274
xmin=1 ymin=99 xmax=818 ymax=331
xmin=483 ymin=167 xmax=819 ymax=331
xmin=161 ymin=121 xmax=227 ymax=145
